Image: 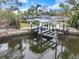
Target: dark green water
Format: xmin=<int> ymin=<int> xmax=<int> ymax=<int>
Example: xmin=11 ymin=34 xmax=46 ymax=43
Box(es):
xmin=0 ymin=35 xmax=79 ymax=59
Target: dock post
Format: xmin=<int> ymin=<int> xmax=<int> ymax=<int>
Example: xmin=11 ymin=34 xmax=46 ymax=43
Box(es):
xmin=52 ymin=23 xmax=53 ymax=30
xmin=39 ymin=22 xmax=42 ymax=34
xmin=55 ymin=34 xmax=58 ymax=59
xmin=66 ymin=26 xmax=68 ymax=40
xmin=61 ymin=22 xmax=65 ymax=53
xmin=63 ymin=24 xmax=65 ymax=34
xmin=38 ymin=22 xmax=42 ymax=43
xmin=47 ymin=22 xmax=49 ymax=30
xmin=30 ymin=22 xmax=32 ymax=30
xmin=48 ymin=22 xmax=50 ymax=30
xmin=49 ymin=22 xmax=50 ymax=30
xmin=55 ymin=40 xmax=57 ymax=59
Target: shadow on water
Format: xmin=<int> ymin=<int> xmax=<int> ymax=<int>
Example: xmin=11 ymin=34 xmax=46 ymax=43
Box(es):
xmin=0 ymin=33 xmax=79 ymax=59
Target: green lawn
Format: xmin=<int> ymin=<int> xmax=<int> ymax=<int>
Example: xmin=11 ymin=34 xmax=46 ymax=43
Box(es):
xmin=20 ymin=22 xmax=37 ymax=28
xmin=20 ymin=22 xmax=30 ymax=28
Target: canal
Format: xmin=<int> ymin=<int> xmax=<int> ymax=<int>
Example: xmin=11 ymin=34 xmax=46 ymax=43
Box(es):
xmin=0 ymin=34 xmax=79 ymax=59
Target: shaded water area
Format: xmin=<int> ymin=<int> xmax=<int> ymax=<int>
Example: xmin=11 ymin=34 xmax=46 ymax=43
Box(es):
xmin=0 ymin=34 xmax=79 ymax=59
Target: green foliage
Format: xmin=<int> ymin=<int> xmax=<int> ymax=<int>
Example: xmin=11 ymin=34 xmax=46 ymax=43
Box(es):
xmin=66 ymin=0 xmax=76 ymax=5
xmin=0 ymin=10 xmax=17 ymax=25
xmin=30 ymin=44 xmax=47 ymax=53
xmin=59 ymin=3 xmax=65 ymax=8
xmin=60 ymin=0 xmax=79 ymax=29
xmin=62 ymin=51 xmax=70 ymax=59
xmin=66 ymin=0 xmax=78 ymax=11
xmin=68 ymin=11 xmax=79 ymax=28
xmin=47 ymin=11 xmax=56 ymax=16
xmin=0 ymin=10 xmax=17 ymax=28
xmin=27 ymin=4 xmax=42 ymax=17
xmin=20 ymin=20 xmax=26 ymax=23
xmin=32 ymin=21 xmax=39 ymax=25
xmin=59 ymin=3 xmax=69 ymax=17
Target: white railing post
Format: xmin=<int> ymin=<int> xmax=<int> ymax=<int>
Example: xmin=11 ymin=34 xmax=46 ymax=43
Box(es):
xmin=39 ymin=22 xmax=42 ymax=34
xmin=30 ymin=22 xmax=32 ymax=30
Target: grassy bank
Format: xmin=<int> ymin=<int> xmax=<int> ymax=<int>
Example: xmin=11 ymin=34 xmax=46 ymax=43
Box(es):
xmin=20 ymin=20 xmax=38 ymax=28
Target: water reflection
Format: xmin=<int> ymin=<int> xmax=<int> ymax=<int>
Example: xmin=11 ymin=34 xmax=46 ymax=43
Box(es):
xmin=59 ymin=36 xmax=79 ymax=59
xmin=0 ymin=35 xmax=79 ymax=59
xmin=0 ymin=38 xmax=22 ymax=59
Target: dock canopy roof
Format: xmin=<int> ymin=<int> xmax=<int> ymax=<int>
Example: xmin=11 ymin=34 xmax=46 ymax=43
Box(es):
xmin=27 ymin=16 xmax=69 ymax=23
xmin=27 ymin=17 xmax=50 ymax=23
xmin=50 ymin=16 xmax=69 ymax=22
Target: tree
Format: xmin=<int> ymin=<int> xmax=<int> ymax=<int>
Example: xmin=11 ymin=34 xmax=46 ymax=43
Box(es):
xmin=59 ymin=3 xmax=69 ymax=17
xmin=35 ymin=4 xmax=41 ymax=16
xmin=6 ymin=5 xmax=20 ymax=29
xmin=68 ymin=11 xmax=79 ymax=28
xmin=0 ymin=0 xmax=23 ymax=29
xmin=65 ymin=0 xmax=76 ymax=5
xmin=66 ymin=0 xmax=78 ymax=10
xmin=27 ymin=4 xmax=42 ymax=17
xmin=27 ymin=5 xmax=36 ymax=17
xmin=46 ymin=9 xmax=56 ymax=16
xmin=0 ymin=0 xmax=8 ymax=9
xmin=0 ymin=0 xmax=22 ymax=9
xmin=59 ymin=0 xmax=79 ymax=29
xmin=65 ymin=0 xmax=79 ymax=29
xmin=0 ymin=10 xmax=17 ymax=28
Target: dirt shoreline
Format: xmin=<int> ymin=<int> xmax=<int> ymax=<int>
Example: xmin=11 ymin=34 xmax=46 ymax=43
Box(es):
xmin=0 ymin=29 xmax=31 ymax=39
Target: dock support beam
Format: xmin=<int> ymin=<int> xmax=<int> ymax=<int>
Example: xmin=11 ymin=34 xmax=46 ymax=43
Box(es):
xmin=47 ymin=22 xmax=50 ymax=30
xmin=30 ymin=22 xmax=32 ymax=30
xmin=39 ymin=22 xmax=42 ymax=34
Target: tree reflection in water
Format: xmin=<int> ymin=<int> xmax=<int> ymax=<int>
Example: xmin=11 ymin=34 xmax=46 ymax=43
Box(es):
xmin=0 ymin=38 xmax=23 ymax=59
xmin=1 ymin=35 xmax=78 ymax=59
xmin=59 ymin=36 xmax=79 ymax=59
xmin=0 ymin=34 xmax=64 ymax=59
xmin=29 ymin=35 xmax=54 ymax=54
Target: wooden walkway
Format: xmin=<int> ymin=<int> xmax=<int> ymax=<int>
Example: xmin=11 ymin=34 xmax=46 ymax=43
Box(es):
xmin=39 ymin=29 xmax=65 ymax=39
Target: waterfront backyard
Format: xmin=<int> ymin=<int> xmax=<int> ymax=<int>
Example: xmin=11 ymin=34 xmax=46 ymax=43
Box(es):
xmin=0 ymin=0 xmax=79 ymax=59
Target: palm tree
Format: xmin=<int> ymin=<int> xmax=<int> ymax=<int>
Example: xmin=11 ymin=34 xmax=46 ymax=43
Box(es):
xmin=59 ymin=3 xmax=69 ymax=17
xmin=65 ymin=0 xmax=79 ymax=28
xmin=66 ymin=0 xmax=78 ymax=10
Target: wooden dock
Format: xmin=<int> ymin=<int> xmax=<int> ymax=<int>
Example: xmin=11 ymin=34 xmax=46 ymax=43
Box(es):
xmin=38 ymin=29 xmax=65 ymax=39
